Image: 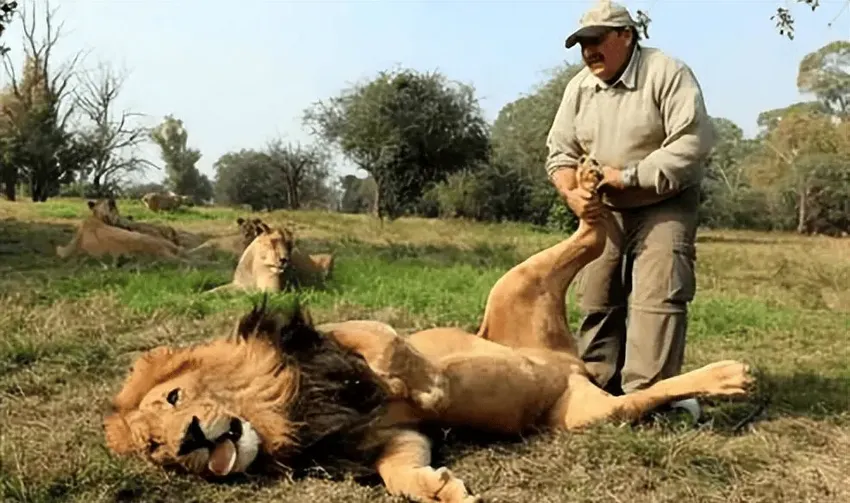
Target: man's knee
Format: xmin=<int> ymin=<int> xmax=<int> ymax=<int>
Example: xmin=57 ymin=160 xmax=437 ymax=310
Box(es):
xmin=630 ymin=243 xmax=696 ymax=311
xmin=576 ymin=255 xmax=626 ymax=312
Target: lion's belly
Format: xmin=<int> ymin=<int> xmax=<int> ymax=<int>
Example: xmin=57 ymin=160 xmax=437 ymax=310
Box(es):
xmin=432 ymin=351 xmax=571 ymax=433
xmin=405 ymin=329 xmax=573 ymax=434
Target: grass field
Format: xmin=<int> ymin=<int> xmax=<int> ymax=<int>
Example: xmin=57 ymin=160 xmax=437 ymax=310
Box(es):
xmin=1 ymin=197 xmax=848 ymax=503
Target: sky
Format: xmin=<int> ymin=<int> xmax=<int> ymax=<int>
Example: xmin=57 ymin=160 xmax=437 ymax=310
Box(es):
xmin=3 ymin=0 xmax=848 ymax=185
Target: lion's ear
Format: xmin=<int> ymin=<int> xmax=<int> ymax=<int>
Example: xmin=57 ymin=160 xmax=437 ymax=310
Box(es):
xmin=87 ymin=200 xmax=96 ymax=209
xmin=103 ymin=413 xmax=138 ymax=455
xmin=276 ymin=303 xmax=321 ymax=354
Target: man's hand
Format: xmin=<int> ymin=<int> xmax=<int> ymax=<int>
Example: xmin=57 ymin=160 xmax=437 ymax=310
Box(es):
xmin=598 ymin=165 xmax=626 ymax=191
xmin=549 ymin=166 xmax=605 ymax=222
xmin=562 ymin=186 xmax=605 ymax=222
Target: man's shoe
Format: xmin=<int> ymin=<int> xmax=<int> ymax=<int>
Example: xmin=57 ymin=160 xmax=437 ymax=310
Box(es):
xmin=668 ymin=398 xmax=702 ymax=423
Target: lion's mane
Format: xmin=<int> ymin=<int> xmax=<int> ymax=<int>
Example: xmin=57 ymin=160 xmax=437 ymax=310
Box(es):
xmin=105 ymin=298 xmax=391 ymax=479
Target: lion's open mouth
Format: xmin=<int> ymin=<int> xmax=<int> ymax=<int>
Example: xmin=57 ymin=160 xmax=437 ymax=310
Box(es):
xmin=179 ymin=416 xmax=259 ymax=477
xmin=207 ymin=418 xmax=243 ymax=476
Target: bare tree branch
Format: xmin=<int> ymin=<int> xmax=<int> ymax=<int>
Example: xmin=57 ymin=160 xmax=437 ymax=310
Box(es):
xmin=73 ymin=61 xmax=156 ymax=192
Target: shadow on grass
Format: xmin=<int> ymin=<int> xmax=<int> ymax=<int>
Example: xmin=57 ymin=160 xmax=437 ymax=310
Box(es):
xmin=0 ymin=217 xmax=76 ymax=268
xmin=757 ymin=370 xmax=850 ymax=419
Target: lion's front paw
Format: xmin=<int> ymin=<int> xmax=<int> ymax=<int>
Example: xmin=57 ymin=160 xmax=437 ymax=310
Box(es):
xmin=698 ymin=360 xmax=755 ymax=397
xmin=416 ymin=466 xmax=481 ymax=503
xmin=576 ymin=156 xmax=604 ymax=193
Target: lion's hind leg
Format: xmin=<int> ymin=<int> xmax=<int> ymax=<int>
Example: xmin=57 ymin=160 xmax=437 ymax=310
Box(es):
xmin=550 ymin=360 xmax=755 ymax=430
xmin=317 ymin=320 xmax=448 ymax=413
xmin=375 ymin=429 xmax=481 ymax=503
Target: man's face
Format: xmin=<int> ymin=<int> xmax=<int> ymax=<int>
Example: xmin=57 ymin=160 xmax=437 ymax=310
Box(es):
xmin=578 ymin=28 xmax=633 ymax=81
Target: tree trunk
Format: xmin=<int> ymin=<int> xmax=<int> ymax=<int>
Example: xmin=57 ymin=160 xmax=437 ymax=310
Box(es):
xmin=2 ymin=164 xmax=16 ymax=201
xmin=796 ymin=184 xmax=809 ymax=234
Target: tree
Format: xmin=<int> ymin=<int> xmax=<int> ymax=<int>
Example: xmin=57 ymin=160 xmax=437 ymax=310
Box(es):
xmin=303 ymin=68 xmax=490 ymax=220
xmin=489 ymin=61 xmax=584 ymax=226
xmin=745 ymin=108 xmax=847 ymax=234
xmin=0 ymin=0 xmax=83 ymax=201
xmin=756 ymin=101 xmax=830 ymax=133
xmin=704 ymin=117 xmax=760 ymax=195
xmin=213 ymin=149 xmax=282 ymax=211
xmin=797 ymin=40 xmax=850 ymax=118
xmin=150 ymin=114 xmax=213 ymax=204
xmin=266 ymin=139 xmax=330 ymax=210
xmin=75 ymin=63 xmax=156 ymax=197
xmin=338 ymin=174 xmax=376 ymax=214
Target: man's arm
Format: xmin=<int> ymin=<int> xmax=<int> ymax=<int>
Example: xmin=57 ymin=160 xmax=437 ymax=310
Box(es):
xmin=544 ymin=78 xmax=584 ymax=191
xmin=629 ymin=64 xmax=716 ymax=195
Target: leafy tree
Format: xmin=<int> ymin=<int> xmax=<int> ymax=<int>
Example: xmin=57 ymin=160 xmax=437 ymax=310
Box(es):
xmin=150 ymin=114 xmax=213 ymax=204
xmin=756 ymin=101 xmax=830 ymax=133
xmin=303 ymin=68 xmax=490 ymax=220
xmin=489 ymin=61 xmax=583 ymax=227
xmin=213 ymin=149 xmax=281 ymax=211
xmin=0 ymin=0 xmax=83 ymax=201
xmin=745 ymin=109 xmax=847 ymax=234
xmin=338 ymin=174 xmax=376 ymax=214
xmin=797 ymin=40 xmax=850 ymax=117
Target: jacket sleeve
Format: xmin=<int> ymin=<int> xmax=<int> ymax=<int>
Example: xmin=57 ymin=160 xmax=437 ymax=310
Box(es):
xmin=544 ymin=77 xmax=584 ymax=177
xmin=633 ymin=64 xmax=716 ymax=194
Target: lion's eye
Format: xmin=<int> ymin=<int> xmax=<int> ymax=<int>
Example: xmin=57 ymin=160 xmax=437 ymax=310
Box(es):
xmin=166 ymin=388 xmax=180 ymax=406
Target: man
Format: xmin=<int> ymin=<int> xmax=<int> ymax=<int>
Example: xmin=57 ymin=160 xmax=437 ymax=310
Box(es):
xmin=545 ymin=0 xmax=715 ymax=420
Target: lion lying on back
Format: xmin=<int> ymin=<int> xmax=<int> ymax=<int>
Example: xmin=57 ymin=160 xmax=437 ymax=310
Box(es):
xmin=103 ymin=160 xmax=756 ymax=503
xmin=205 ymin=221 xmax=334 ymax=293
xmin=56 ymin=199 xmax=182 ymax=260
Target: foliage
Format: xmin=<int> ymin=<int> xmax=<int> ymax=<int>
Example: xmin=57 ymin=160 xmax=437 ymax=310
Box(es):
xmin=213 ymin=142 xmax=334 ymax=212
xmin=150 ymin=114 xmax=213 ymax=204
xmin=338 ymin=174 xmax=377 ymax=214
xmin=797 ymin=40 xmax=850 ymax=117
xmin=266 ymin=139 xmax=331 ymax=210
xmin=0 ymin=1 xmax=84 ymax=202
xmin=304 ymin=67 xmax=490 ymax=220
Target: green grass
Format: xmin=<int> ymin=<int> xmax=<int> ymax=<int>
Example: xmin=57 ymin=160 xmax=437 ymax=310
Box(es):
xmin=1 ymin=197 xmax=849 ymax=503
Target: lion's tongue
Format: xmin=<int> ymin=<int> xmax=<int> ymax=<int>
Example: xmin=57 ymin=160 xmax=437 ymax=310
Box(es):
xmin=208 ymin=439 xmax=237 ymax=476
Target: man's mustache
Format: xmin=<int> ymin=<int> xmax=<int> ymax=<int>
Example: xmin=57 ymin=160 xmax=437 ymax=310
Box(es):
xmin=585 ymin=53 xmax=604 ymax=64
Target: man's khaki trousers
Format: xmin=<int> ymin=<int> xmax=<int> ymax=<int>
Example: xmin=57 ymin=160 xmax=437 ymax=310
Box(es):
xmin=574 ymin=186 xmax=700 ymax=396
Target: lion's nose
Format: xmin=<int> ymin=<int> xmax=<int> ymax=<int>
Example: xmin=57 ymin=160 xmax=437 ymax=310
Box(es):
xmin=177 ymin=416 xmax=214 ymax=456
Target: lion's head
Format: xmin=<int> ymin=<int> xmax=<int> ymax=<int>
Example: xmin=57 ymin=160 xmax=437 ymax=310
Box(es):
xmin=235 ymin=217 xmax=270 ymax=249
xmin=87 ymin=198 xmax=121 ymax=226
xmin=103 ymin=300 xmax=390 ymax=479
xmin=249 ymin=224 xmax=296 ymax=275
